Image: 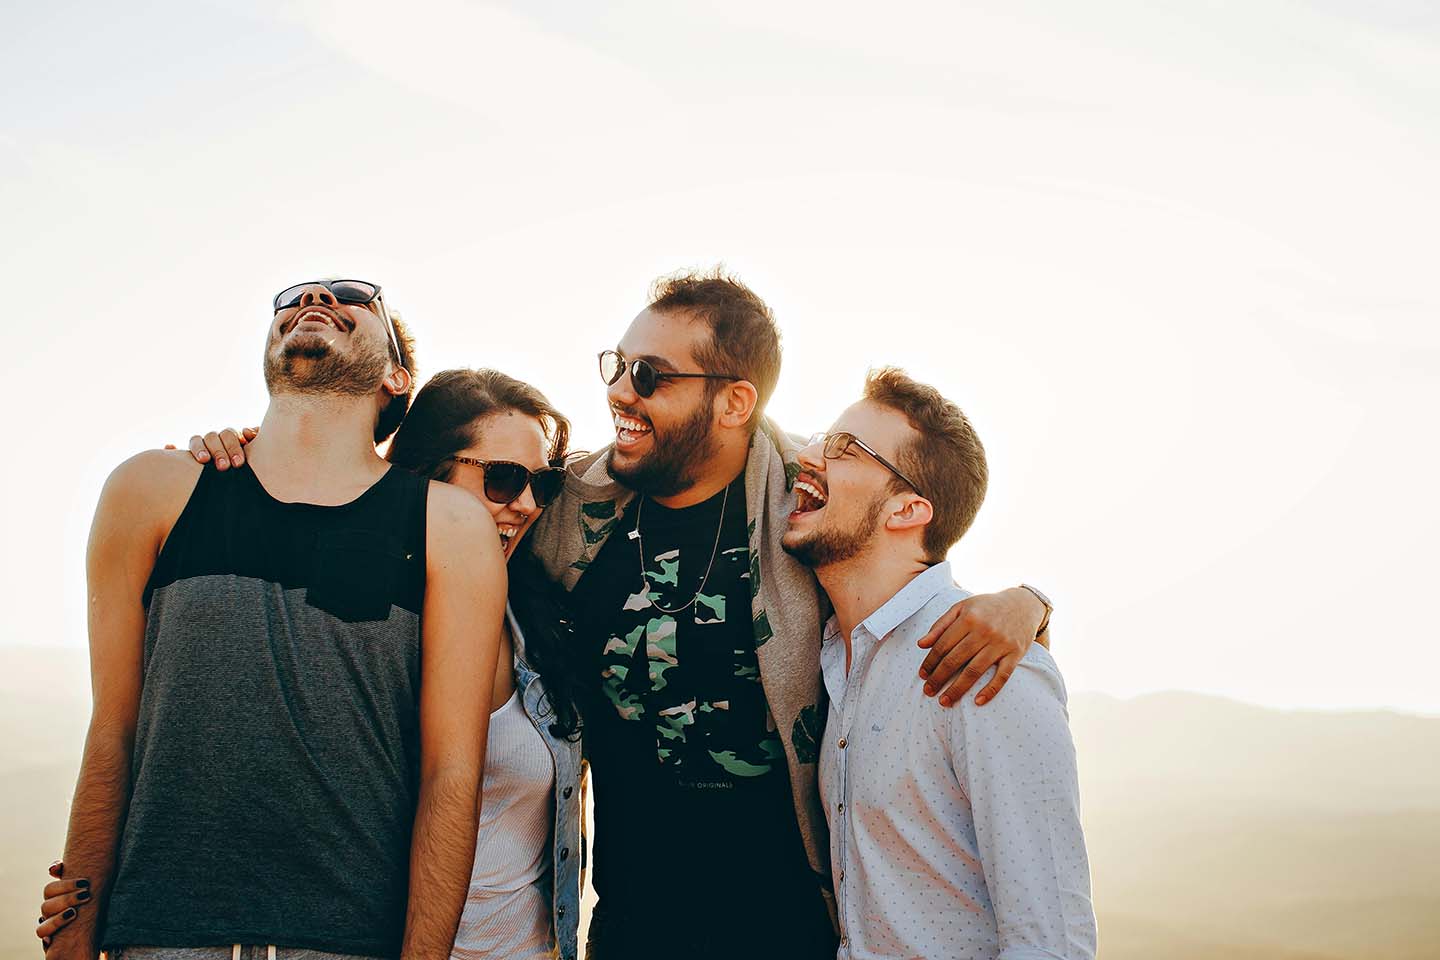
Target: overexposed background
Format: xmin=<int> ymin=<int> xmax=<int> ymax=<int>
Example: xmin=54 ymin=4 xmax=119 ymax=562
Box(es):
xmin=5 ymin=0 xmax=1437 ymax=713
xmin=7 ymin=4 xmax=1440 ymax=959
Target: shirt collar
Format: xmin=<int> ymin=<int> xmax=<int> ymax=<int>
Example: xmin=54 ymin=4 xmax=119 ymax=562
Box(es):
xmin=856 ymin=561 xmax=955 ymax=642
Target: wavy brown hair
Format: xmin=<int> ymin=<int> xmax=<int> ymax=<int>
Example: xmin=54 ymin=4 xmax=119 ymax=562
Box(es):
xmin=386 ymin=368 xmax=582 ymax=740
xmin=863 ymin=366 xmax=988 ymax=563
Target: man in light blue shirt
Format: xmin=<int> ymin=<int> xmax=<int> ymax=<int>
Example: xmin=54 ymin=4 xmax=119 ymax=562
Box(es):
xmin=782 ymin=368 xmax=1096 ymax=960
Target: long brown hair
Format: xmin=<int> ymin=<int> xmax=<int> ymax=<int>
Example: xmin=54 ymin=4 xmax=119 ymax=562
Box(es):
xmin=386 ymin=368 xmax=582 ymax=740
xmin=386 ymin=367 xmax=570 ymax=479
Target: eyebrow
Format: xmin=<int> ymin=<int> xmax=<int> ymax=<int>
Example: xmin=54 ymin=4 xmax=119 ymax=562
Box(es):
xmin=617 ymin=348 xmax=682 ymax=372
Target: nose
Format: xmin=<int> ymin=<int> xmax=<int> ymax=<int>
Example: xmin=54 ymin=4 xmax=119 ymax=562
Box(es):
xmin=511 ymin=484 xmax=538 ymax=515
xmin=796 ymin=438 xmax=826 ymax=473
xmin=607 ymin=368 xmax=638 ymax=407
xmin=297 ymin=285 xmax=340 ymax=309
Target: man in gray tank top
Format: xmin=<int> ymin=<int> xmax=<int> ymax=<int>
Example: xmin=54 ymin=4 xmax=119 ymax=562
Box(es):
xmin=47 ymin=281 xmax=508 ymax=960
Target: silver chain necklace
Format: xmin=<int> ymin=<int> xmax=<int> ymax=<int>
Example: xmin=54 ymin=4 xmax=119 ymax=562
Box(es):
xmin=633 ymin=484 xmax=730 ymax=615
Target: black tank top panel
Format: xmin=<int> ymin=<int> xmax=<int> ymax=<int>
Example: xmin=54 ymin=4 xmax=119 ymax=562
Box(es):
xmin=105 ymin=463 xmax=430 ymax=958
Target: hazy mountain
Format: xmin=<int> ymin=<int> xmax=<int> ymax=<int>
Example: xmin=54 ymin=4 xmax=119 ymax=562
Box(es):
xmin=3 ymin=648 xmax=1437 ymax=960
xmin=1070 ymin=691 xmax=1440 ymax=959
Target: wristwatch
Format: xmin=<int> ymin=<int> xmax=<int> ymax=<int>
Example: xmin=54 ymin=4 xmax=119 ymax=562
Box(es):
xmin=1019 ymin=584 xmax=1053 ymax=638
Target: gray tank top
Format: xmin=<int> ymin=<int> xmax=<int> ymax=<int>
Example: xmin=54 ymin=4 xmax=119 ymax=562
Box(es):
xmin=102 ymin=463 xmax=429 ymax=958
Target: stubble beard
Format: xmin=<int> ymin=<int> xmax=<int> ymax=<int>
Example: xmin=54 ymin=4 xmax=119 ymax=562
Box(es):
xmin=782 ymin=492 xmax=888 ymax=570
xmin=263 ymin=331 xmax=390 ymax=399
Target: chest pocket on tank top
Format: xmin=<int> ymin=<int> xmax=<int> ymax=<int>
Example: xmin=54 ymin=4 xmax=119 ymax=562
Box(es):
xmin=307 ymin=529 xmax=410 ymax=623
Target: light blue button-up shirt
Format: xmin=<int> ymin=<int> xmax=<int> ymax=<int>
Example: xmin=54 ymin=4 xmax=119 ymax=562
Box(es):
xmin=819 ymin=562 xmax=1096 ymax=960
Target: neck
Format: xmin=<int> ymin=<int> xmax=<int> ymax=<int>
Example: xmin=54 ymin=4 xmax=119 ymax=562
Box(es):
xmin=817 ymin=543 xmax=932 ymax=654
xmin=651 ymin=430 xmax=750 ymax=508
xmin=243 ymin=392 xmax=389 ymax=497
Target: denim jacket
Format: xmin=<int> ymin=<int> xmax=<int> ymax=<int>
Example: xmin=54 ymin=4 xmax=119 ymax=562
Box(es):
xmin=508 ymin=605 xmax=584 ymax=960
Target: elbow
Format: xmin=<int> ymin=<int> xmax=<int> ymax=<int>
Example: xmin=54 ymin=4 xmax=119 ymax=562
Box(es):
xmin=418 ymin=760 xmax=482 ymax=807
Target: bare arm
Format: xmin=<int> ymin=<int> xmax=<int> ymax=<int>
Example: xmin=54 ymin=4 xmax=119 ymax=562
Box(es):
xmin=48 ymin=452 xmax=196 ymax=960
xmin=400 ymin=483 xmax=506 ymax=960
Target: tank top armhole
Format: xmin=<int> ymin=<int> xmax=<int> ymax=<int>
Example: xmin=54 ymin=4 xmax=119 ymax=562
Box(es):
xmin=141 ymin=463 xmax=214 ymax=608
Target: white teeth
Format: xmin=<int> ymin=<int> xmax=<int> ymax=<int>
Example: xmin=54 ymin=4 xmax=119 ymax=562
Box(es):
xmin=795 ymin=480 xmax=828 ymax=503
xmin=613 ymin=414 xmax=651 ymax=433
xmin=295 ymin=310 xmax=338 ymax=328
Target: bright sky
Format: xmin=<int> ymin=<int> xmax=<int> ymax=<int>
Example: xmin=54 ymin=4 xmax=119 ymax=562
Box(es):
xmin=3 ymin=0 xmax=1437 ymax=713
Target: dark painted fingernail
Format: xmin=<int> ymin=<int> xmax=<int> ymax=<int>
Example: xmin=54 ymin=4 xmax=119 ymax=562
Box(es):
xmin=75 ymin=879 xmax=89 ymax=890
xmin=63 ymin=908 xmax=76 ymax=920
xmin=76 ymin=890 xmax=91 ymax=902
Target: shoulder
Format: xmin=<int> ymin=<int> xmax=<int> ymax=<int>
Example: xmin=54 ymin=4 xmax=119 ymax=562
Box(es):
xmin=425 ymin=481 xmax=503 ymax=571
xmin=426 ymin=480 xmax=498 ymax=537
xmin=101 ymin=448 xmax=203 ymax=513
xmin=952 ymin=644 xmax=1070 ymax=735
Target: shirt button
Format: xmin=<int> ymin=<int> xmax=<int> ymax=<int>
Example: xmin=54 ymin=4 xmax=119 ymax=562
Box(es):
xmin=560 ymin=846 xmax=570 ymax=861
xmin=562 ymin=786 xmax=574 ymax=799
xmin=837 ymin=737 xmax=847 ymax=749
xmin=837 ymin=802 xmax=844 ymax=813
xmin=839 ymin=869 xmax=845 ymax=882
xmin=557 ymin=904 xmax=566 ymax=917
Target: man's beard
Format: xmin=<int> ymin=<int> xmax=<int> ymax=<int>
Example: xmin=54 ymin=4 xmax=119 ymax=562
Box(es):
xmin=263 ymin=333 xmax=389 ymax=398
xmin=605 ymin=396 xmax=718 ymax=497
xmin=782 ymin=492 xmax=888 ymax=569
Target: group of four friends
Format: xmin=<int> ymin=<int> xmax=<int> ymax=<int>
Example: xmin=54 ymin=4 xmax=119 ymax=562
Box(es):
xmin=37 ymin=269 xmax=1097 ymax=959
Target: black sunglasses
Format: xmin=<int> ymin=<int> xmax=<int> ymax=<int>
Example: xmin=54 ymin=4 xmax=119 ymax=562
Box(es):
xmin=273 ymin=279 xmax=404 ymax=365
xmin=598 ymin=350 xmax=741 ymax=399
xmin=448 ymin=456 xmax=565 ymax=507
xmin=808 ymin=431 xmax=926 ymax=499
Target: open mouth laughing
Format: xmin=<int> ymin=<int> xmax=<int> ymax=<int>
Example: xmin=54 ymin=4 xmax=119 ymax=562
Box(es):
xmin=497 ymin=522 xmax=521 ymax=553
xmin=283 ymin=306 xmax=352 ymax=336
xmin=792 ymin=471 xmax=828 ymax=517
xmin=612 ymin=407 xmax=653 ymax=449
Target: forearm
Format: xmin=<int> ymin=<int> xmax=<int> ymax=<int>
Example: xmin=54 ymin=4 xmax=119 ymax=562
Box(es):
xmin=49 ymin=724 xmax=134 ymax=960
xmin=399 ymin=767 xmax=482 ymax=960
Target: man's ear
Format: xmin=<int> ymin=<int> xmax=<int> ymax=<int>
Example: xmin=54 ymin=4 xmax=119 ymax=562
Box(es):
xmin=717 ymin=379 xmax=760 ymax=430
xmin=382 ymin=365 xmax=412 ymax=399
xmin=887 ymin=495 xmax=934 ymax=533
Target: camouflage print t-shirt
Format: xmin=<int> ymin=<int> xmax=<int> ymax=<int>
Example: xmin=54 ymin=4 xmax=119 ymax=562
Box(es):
xmin=573 ymin=474 xmax=825 ymax=943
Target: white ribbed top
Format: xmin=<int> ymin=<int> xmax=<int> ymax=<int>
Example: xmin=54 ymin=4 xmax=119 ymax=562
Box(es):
xmin=451 ymin=687 xmax=557 ymax=960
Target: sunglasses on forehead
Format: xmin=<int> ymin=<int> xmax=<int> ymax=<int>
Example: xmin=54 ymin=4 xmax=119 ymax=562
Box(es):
xmin=808 ymin=431 xmax=926 ymax=499
xmin=448 ymin=456 xmax=566 ymax=507
xmin=597 ymin=349 xmax=742 ymax=399
xmin=272 ymin=279 xmax=405 ymax=367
